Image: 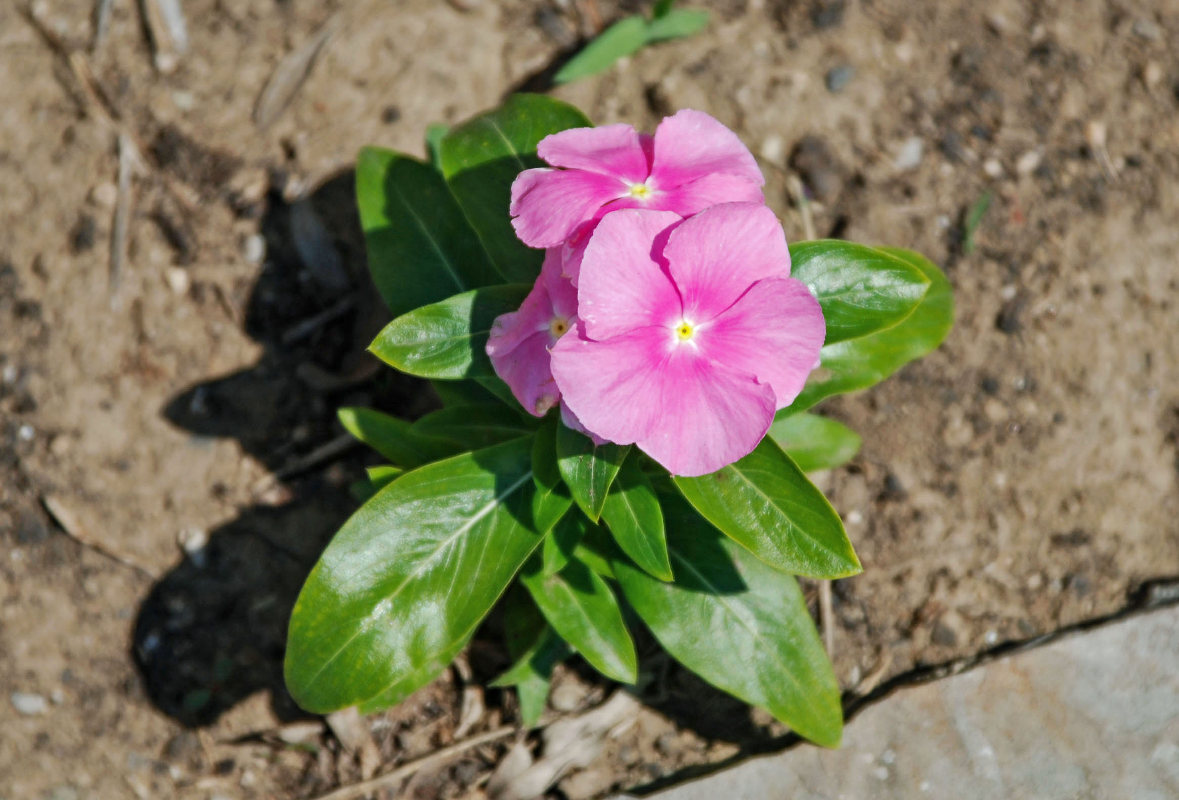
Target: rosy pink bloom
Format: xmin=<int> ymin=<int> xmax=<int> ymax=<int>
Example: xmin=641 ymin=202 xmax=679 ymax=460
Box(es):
xmin=509 ymin=110 xmax=765 ymax=265
xmin=485 ymin=249 xmax=577 ymax=417
xmin=550 ymin=203 xmax=825 ymax=477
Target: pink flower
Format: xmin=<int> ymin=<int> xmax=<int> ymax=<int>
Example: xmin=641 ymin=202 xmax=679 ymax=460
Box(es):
xmin=485 ymin=249 xmax=577 ymax=417
xmin=550 ymin=203 xmax=825 ymax=477
xmin=509 ymin=110 xmax=765 ymax=263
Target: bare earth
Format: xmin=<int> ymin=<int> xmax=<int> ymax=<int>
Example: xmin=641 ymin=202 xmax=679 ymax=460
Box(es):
xmin=1 ymin=1 xmax=1177 ymax=798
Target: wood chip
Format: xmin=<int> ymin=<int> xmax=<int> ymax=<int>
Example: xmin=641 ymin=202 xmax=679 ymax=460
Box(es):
xmin=254 ymin=15 xmax=342 ymax=129
xmin=42 ymin=494 xmax=159 ymax=580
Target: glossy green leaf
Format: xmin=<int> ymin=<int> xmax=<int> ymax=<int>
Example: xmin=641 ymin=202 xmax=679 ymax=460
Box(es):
xmin=369 ymin=285 xmax=529 ymax=380
xmin=768 ymin=413 xmax=862 ymax=473
xmin=571 ymin=523 xmax=622 ymax=580
xmin=440 ymin=95 xmax=591 ymax=281
xmin=493 ymin=588 xmax=568 ymax=727
xmin=520 ymin=557 xmax=637 ymax=684
xmin=414 ymin=404 xmax=536 ymax=450
xmin=542 ymin=512 xmax=587 ymax=576
xmin=366 ymin=465 xmax=404 ymax=489
xmin=355 ymin=147 xmax=500 ymax=316
xmin=653 ymin=0 xmax=676 ymax=17
xmin=601 ymin=457 xmax=672 ymax=581
xmin=645 ymin=8 xmax=709 ymax=41
xmin=338 ymin=407 xmax=460 ymax=468
xmin=531 ymin=418 xmax=574 ymax=536
xmin=554 ymin=16 xmax=649 ymax=84
xmin=555 ymin=423 xmax=630 ymax=522
xmin=284 ymin=438 xmax=543 ymax=713
xmin=789 ymin=248 xmax=954 ymax=413
xmin=790 ymin=240 xmax=931 ymax=345
xmin=615 ymin=494 xmax=843 ymax=747
xmin=674 ymin=438 xmax=860 ymax=579
xmin=425 ymin=123 xmax=449 ymax=172
xmin=431 ymin=379 xmax=506 ymax=409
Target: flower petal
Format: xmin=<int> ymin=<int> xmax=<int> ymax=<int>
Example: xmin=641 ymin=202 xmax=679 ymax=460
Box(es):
xmin=486 ymin=260 xmax=556 ymax=358
xmin=664 ymin=202 xmax=792 ymax=323
xmin=656 ymin=171 xmax=765 ymax=218
xmin=576 ymin=209 xmax=683 ymax=341
xmin=539 ymin=248 xmax=578 ymax=321
xmin=551 ymin=326 xmax=775 ymax=476
xmin=491 ymin=330 xmax=561 ymax=417
xmin=697 ymin=277 xmax=826 ymax=409
xmin=510 ymin=168 xmax=628 ymax=248
xmin=538 ymin=124 xmax=651 ymax=183
xmin=649 ymin=109 xmax=764 ymax=191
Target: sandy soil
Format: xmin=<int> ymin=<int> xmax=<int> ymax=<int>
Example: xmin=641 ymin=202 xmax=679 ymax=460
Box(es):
xmin=2 ymin=0 xmax=1177 ymax=798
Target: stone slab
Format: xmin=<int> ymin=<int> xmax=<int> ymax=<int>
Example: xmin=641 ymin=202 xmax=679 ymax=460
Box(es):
xmin=619 ymin=606 xmax=1179 ymax=800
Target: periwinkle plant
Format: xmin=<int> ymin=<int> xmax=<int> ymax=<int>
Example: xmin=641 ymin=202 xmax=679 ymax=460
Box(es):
xmin=284 ymin=94 xmax=953 ymax=747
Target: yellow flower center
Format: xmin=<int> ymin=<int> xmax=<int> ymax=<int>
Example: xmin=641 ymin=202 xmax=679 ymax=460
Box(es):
xmin=675 ymin=321 xmax=695 ymax=341
xmin=628 ymin=182 xmax=653 ymax=200
xmin=550 ymin=317 xmax=570 ymax=338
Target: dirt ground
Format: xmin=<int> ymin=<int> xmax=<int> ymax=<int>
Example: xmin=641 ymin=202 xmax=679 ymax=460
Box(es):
xmin=2 ymin=0 xmax=1178 ymax=798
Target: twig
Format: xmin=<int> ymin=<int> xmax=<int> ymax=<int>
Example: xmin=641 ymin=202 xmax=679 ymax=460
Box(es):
xmin=253 ymin=433 xmax=359 ymax=494
xmin=851 ymin=649 xmax=893 ymax=697
xmin=138 ymin=0 xmax=188 ymax=73
xmin=254 ymin=14 xmax=342 ymax=129
xmin=92 ymin=0 xmax=116 ymax=51
xmin=787 ymin=173 xmax=817 ymax=241
xmin=110 ymin=133 xmax=135 ymax=308
xmin=281 ymin=296 xmax=356 ymax=345
xmin=42 ymin=494 xmax=159 ymax=580
xmin=819 ymin=579 xmax=835 ymax=657
xmin=307 ymin=726 xmax=515 ymax=800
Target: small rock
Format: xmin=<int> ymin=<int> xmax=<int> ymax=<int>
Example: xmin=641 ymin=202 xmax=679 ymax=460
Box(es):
xmin=1015 ymin=150 xmax=1042 ymax=175
xmin=549 ymin=678 xmax=585 ymax=712
xmin=789 ymin=136 xmax=844 ymax=203
xmin=759 ymin=134 xmax=786 ymax=165
xmin=985 ymin=13 xmax=1008 ymax=34
xmin=171 ymin=90 xmax=196 ymax=111
xmin=811 ymin=0 xmax=846 ymax=29
xmin=1132 ymin=18 xmax=1161 ymax=41
xmin=825 ymin=64 xmax=855 ymax=93
xmin=939 ymin=130 xmax=970 ymax=163
xmin=996 ymin=294 xmax=1027 ymax=334
xmin=1142 ymin=61 xmax=1163 ymax=89
xmin=16 ymin=513 xmax=49 ymax=544
xmin=931 ymin=621 xmax=959 ymax=647
xmin=69 ymin=214 xmax=97 ymax=254
xmin=164 ymin=731 xmax=202 ymax=762
xmin=893 ymin=137 xmax=924 ymax=170
xmin=12 ymin=691 xmax=48 ymax=716
xmin=983 ymin=158 xmax=1004 ymax=178
xmin=242 ymin=234 xmax=266 ymax=264
xmin=165 ymin=267 xmax=190 ymax=296
xmin=89 ymin=183 xmax=118 ymax=209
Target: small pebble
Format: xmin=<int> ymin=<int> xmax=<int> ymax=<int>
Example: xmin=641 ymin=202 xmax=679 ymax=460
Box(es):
xmin=12 ymin=691 xmax=48 ymax=716
xmin=548 ymin=679 xmax=584 ymax=712
xmin=1015 ymin=150 xmax=1042 ymax=175
xmin=243 ymin=234 xmax=266 ymax=264
xmin=171 ymin=90 xmax=196 ymax=112
xmin=1142 ymin=62 xmax=1163 ymax=89
xmin=165 ymin=267 xmax=190 ymax=296
xmin=759 ymin=134 xmax=786 ymax=165
xmin=89 ymin=182 xmax=118 ymax=209
xmin=1132 ymin=18 xmax=1161 ymax=41
xmin=17 ymin=424 xmax=34 ymax=442
xmin=894 ymin=137 xmax=924 ymax=170
xmin=983 ymin=158 xmax=1003 ymax=178
xmin=825 ymin=64 xmax=855 ymax=93
xmin=983 ymin=630 xmax=999 ymax=646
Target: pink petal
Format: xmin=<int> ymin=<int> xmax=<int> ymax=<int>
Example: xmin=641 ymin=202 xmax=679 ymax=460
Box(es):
xmin=539 ymin=248 xmax=578 ymax=321
xmin=538 ymin=124 xmax=651 ymax=183
xmin=510 ymin=168 xmax=628 ymax=248
xmin=491 ymin=330 xmax=561 ymax=417
xmin=559 ymin=401 xmax=609 ymax=446
xmin=485 ymin=265 xmax=554 ymax=358
xmin=575 ymin=209 xmax=683 ymax=341
xmin=551 ymin=326 xmax=776 ymax=476
xmin=656 ymin=171 xmax=765 ymax=218
xmin=649 ymin=109 xmax=764 ymax=191
xmin=663 ymin=202 xmax=792 ymax=323
xmin=696 ymin=277 xmax=825 ymax=410
xmin=559 ymin=220 xmax=597 ymax=287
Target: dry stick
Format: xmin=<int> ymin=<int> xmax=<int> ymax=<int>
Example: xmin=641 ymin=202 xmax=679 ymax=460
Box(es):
xmin=307 ymin=726 xmax=515 ymax=800
xmin=253 ymin=433 xmax=359 ymax=495
xmin=819 ymin=579 xmax=835 ymax=657
xmin=42 ymin=495 xmax=160 ymax=581
xmin=110 ymin=133 xmax=135 ymax=308
xmin=786 ymin=173 xmax=817 ymax=241
xmin=92 ymin=0 xmax=116 ymax=51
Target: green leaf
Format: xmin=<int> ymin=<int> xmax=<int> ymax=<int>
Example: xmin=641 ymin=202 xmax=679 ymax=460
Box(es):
xmin=542 ymin=513 xmax=586 ymax=576
xmin=674 ymin=438 xmax=860 ymax=579
xmin=440 ymin=95 xmax=592 ymax=281
xmin=338 ymin=407 xmax=460 ymax=468
xmin=531 ymin=418 xmax=574 ymax=536
xmin=431 ymin=379 xmax=507 ymax=409
xmin=614 ymin=494 xmax=843 ymax=747
xmin=520 ymin=557 xmax=637 ymax=684
xmin=355 ymin=147 xmax=500 ymax=316
xmin=369 ymin=285 xmax=530 ymax=380
xmin=962 ymin=191 xmax=993 ymax=255
xmin=284 ymin=438 xmax=543 ymax=713
xmin=571 ymin=523 xmax=621 ymax=580
xmin=768 ymin=413 xmax=862 ymax=473
xmin=601 ymin=456 xmax=672 ymax=581
xmin=789 ymin=248 xmax=954 ymax=413
xmin=555 ymin=423 xmax=630 ymax=522
xmin=414 ymin=404 xmax=537 ymax=449
xmin=554 ymin=16 xmax=649 ymax=85
xmin=493 ymin=588 xmax=569 ymax=727
xmin=425 ymin=123 xmax=449 ymax=172
xmin=645 ymin=8 xmax=709 ymax=41
xmin=790 ymin=240 xmax=931 ymax=345
xmin=653 ymin=0 xmax=676 ymax=18
xmin=366 ymin=464 xmax=404 ymax=489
